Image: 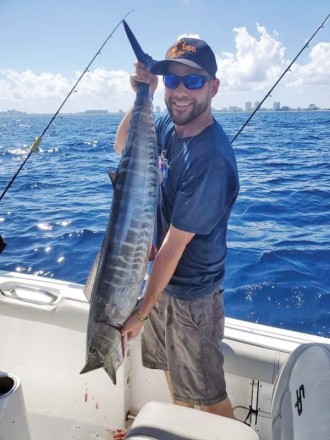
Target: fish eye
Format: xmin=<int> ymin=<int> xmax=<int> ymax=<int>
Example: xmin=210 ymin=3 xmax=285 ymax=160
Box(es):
xmin=89 ymin=346 xmax=97 ymax=356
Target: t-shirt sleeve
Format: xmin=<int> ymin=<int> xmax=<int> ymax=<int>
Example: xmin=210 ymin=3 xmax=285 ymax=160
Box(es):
xmin=171 ymin=154 xmax=238 ymax=235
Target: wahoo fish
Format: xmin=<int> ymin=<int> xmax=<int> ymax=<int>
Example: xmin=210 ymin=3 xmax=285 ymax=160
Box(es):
xmin=81 ymin=22 xmax=158 ymax=384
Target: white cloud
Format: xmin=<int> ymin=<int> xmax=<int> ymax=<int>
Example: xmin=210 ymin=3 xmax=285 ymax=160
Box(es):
xmin=212 ymin=24 xmax=330 ymax=108
xmin=1 ymin=69 xmax=71 ymax=99
xmin=0 ymin=69 xmax=71 ymax=113
xmin=217 ymin=24 xmax=287 ymax=90
xmin=74 ymin=68 xmax=130 ymax=96
xmin=0 ymin=24 xmax=329 ymax=113
xmin=0 ymin=68 xmax=135 ymax=113
xmin=176 ymin=33 xmax=200 ymax=40
xmin=286 ymin=42 xmax=330 ymax=87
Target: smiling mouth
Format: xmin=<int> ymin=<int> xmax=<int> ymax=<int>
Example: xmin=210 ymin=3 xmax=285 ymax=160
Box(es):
xmin=172 ymin=101 xmax=191 ymax=108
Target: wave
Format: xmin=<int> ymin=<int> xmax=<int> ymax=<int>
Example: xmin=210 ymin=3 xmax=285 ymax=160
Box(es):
xmin=1 ymin=111 xmax=329 ymax=336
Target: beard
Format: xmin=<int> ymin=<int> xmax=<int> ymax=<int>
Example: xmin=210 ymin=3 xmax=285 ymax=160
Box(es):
xmin=165 ymin=98 xmax=209 ymax=126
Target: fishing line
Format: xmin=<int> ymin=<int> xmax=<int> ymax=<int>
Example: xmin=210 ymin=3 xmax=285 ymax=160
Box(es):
xmin=231 ymin=13 xmax=330 ymax=144
xmin=0 ymin=9 xmax=134 ymax=204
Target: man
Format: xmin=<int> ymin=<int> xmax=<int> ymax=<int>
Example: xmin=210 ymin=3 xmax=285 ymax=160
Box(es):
xmin=115 ymin=37 xmax=239 ymax=418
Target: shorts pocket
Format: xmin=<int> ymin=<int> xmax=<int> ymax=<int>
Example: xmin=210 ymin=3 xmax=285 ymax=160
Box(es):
xmin=173 ymin=297 xmax=211 ymax=330
xmin=173 ymin=298 xmax=201 ymax=330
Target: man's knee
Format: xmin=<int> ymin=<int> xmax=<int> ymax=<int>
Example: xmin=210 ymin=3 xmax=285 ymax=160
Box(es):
xmin=201 ymin=397 xmax=234 ymax=419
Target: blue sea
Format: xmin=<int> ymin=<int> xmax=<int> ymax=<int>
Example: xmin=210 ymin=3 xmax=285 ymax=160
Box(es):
xmin=0 ymin=111 xmax=329 ymax=337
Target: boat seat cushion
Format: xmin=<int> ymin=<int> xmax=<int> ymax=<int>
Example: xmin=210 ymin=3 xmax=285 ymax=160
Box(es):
xmin=126 ymin=401 xmax=259 ymax=440
xmin=272 ymin=343 xmax=330 ymax=440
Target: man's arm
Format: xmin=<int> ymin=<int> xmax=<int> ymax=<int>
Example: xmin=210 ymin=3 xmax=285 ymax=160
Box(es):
xmin=114 ymin=106 xmax=133 ymax=154
xmin=121 ymin=225 xmax=195 ymax=340
xmin=114 ymin=61 xmax=158 ymax=154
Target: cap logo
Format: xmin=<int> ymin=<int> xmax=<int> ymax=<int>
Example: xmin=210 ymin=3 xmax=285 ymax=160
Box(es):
xmin=167 ymin=40 xmax=197 ymax=59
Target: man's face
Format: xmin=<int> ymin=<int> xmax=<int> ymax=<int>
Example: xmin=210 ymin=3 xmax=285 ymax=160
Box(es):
xmin=164 ymin=62 xmax=219 ymax=127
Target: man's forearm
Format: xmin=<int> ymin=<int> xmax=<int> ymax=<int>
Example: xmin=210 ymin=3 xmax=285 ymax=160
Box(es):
xmin=138 ymin=226 xmax=195 ymax=318
xmin=114 ymin=106 xmax=133 ymax=154
xmin=138 ymin=244 xmax=181 ymax=318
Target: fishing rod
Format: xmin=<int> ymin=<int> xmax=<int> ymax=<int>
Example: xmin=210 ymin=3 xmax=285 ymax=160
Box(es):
xmin=2 ymin=11 xmax=327 ymax=202
xmin=230 ymin=12 xmax=330 ymax=144
xmin=0 ymin=10 xmax=134 ymax=204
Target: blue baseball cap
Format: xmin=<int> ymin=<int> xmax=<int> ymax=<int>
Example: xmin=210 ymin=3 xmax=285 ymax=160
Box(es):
xmin=150 ymin=37 xmax=217 ymax=78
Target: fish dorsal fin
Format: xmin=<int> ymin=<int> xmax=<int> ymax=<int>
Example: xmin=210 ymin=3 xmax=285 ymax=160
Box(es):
xmin=108 ymin=169 xmax=118 ymax=188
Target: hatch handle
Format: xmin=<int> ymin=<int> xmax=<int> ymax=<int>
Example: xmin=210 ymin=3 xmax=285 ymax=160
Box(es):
xmin=0 ymin=284 xmax=60 ymax=307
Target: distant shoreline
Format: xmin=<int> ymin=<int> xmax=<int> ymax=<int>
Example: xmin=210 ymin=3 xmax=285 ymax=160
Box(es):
xmin=0 ymin=109 xmax=329 ymax=117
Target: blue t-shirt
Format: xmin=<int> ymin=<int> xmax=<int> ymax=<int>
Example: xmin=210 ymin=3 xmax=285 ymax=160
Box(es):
xmin=155 ymin=114 xmax=239 ymax=299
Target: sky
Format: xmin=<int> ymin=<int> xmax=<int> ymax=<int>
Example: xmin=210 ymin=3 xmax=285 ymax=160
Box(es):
xmin=0 ymin=0 xmax=329 ymax=114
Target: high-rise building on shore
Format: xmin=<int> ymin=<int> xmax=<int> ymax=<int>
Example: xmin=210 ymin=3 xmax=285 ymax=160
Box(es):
xmin=245 ymin=102 xmax=252 ymax=111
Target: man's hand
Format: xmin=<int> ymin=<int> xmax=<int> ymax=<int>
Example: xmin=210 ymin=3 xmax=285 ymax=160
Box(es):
xmin=130 ymin=61 xmax=158 ymax=94
xmin=114 ymin=61 xmax=158 ymax=154
xmin=121 ymin=310 xmax=145 ymax=341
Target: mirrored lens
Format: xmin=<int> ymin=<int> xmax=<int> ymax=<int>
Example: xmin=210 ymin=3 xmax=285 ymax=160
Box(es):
xmin=163 ymin=74 xmax=181 ymax=89
xmin=184 ymin=75 xmax=206 ymax=89
xmin=163 ymin=74 xmax=210 ymax=90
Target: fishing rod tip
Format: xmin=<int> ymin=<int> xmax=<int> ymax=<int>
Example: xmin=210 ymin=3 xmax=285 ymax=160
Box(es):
xmin=122 ymin=9 xmax=134 ymax=24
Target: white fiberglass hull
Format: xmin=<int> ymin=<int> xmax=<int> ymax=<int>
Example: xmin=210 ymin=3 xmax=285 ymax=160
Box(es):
xmin=0 ymin=271 xmax=328 ymax=440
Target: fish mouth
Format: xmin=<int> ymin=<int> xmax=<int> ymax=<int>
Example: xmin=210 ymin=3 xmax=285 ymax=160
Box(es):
xmin=80 ymin=346 xmax=103 ymax=375
xmin=80 ymin=353 xmax=118 ymax=385
xmin=80 ymin=325 xmax=123 ymax=385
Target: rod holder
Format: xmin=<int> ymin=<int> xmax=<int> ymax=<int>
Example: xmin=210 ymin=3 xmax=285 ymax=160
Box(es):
xmin=0 ymin=373 xmax=31 ymax=440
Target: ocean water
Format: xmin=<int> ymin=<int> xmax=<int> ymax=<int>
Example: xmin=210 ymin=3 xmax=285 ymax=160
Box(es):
xmin=0 ymin=111 xmax=329 ymax=337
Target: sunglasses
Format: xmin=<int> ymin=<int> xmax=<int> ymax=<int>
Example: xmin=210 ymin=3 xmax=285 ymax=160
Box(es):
xmin=163 ymin=73 xmax=213 ymax=90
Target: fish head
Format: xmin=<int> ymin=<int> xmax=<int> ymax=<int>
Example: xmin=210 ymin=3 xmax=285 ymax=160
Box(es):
xmin=80 ymin=323 xmax=123 ymax=385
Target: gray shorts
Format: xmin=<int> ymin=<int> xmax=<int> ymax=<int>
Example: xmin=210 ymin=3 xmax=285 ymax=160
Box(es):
xmin=141 ymin=289 xmax=227 ymax=406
